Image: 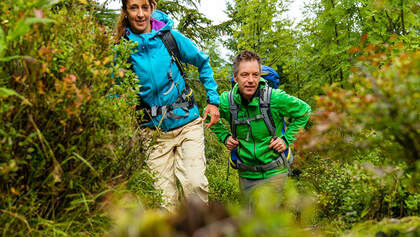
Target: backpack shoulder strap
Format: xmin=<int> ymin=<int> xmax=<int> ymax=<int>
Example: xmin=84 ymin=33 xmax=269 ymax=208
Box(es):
xmin=259 ymin=86 xmax=277 ymax=138
xmin=228 ymin=90 xmax=239 ymax=139
xmin=158 ymin=30 xmax=185 ymax=78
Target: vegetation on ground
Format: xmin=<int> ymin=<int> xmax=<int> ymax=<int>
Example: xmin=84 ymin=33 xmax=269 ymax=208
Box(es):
xmin=0 ymin=0 xmax=418 ymax=236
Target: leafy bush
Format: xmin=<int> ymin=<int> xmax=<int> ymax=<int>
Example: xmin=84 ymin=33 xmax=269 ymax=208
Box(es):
xmin=298 ymin=38 xmax=419 ymax=165
xmin=0 ymin=0 xmax=154 ymax=234
xmin=300 ymin=152 xmax=419 ymax=228
xmin=104 ymin=177 xmax=316 ymax=237
xmin=204 ymin=129 xmax=241 ymax=203
xmin=296 ymin=38 xmax=420 ymax=228
xmin=343 ymin=216 xmax=420 ymax=237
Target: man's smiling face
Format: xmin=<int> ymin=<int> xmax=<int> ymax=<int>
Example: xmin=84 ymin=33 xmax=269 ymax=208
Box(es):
xmin=234 ymin=59 xmax=261 ymax=101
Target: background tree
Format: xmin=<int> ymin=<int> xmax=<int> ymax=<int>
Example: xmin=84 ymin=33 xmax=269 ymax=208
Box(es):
xmin=158 ymin=0 xmax=219 ymax=46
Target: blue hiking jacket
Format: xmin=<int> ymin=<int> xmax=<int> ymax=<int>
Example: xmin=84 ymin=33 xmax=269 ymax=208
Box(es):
xmin=125 ymin=10 xmax=220 ymax=131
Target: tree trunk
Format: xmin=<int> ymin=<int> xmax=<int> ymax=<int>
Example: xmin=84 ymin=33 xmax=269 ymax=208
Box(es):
xmin=330 ymin=0 xmax=344 ymax=84
xmin=385 ymin=10 xmax=395 ymax=34
xmin=401 ymin=0 xmax=406 ymax=35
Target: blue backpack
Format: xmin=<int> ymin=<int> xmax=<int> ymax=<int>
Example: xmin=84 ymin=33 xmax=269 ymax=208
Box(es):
xmin=228 ymin=65 xmax=293 ymax=176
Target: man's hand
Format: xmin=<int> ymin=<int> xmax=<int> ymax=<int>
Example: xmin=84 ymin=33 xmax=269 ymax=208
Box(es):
xmin=269 ymin=137 xmax=287 ymax=153
xmin=225 ymin=136 xmax=239 ymax=151
xmin=203 ymin=104 xmax=220 ymax=128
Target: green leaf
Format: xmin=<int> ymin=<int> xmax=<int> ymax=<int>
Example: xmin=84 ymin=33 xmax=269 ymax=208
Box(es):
xmin=34 ymin=0 xmax=62 ymax=8
xmin=0 ymin=55 xmax=20 ymax=62
xmin=0 ymin=87 xmax=19 ymax=98
xmin=7 ymin=17 xmax=55 ymax=42
xmin=0 ymin=87 xmax=32 ymax=105
xmin=0 ymin=27 xmax=5 ymax=57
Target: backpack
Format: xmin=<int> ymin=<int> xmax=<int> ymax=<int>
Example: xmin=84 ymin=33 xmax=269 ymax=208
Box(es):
xmin=228 ymin=65 xmax=293 ymax=176
xmin=157 ymin=30 xmax=186 ymax=79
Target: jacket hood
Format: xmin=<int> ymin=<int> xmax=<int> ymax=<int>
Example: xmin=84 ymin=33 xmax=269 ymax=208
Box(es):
xmin=151 ymin=10 xmax=174 ymax=32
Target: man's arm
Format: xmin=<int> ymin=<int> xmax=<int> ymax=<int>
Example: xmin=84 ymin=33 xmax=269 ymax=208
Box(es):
xmin=271 ymin=89 xmax=311 ymax=144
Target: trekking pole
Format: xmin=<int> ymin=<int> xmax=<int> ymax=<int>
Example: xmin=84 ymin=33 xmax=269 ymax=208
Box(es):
xmin=280 ymin=152 xmax=292 ymax=176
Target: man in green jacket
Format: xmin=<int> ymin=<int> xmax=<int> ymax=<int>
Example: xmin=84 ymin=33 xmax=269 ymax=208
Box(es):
xmin=209 ymin=50 xmax=311 ymax=197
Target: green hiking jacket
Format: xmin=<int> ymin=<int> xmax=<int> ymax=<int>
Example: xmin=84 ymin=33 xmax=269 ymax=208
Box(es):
xmin=210 ymin=79 xmax=311 ymax=179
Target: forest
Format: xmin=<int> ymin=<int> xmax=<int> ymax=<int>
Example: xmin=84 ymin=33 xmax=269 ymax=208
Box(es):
xmin=0 ymin=0 xmax=419 ymax=236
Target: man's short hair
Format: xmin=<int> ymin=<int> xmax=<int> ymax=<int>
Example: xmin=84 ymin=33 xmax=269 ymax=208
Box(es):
xmin=233 ymin=50 xmax=262 ymax=76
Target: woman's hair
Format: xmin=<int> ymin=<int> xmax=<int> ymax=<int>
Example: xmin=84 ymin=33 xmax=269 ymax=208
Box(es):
xmin=233 ymin=50 xmax=262 ymax=76
xmin=114 ymin=0 xmax=157 ymax=42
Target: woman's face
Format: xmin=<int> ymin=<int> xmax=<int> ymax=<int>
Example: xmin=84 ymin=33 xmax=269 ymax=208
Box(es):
xmin=125 ymin=0 xmax=152 ymax=34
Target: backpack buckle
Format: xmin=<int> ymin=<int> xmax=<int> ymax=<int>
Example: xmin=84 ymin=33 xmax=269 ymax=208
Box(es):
xmin=151 ymin=106 xmax=158 ymax=117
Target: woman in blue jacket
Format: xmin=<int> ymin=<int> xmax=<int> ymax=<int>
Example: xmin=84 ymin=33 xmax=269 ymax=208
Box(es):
xmin=114 ymin=0 xmax=220 ymax=211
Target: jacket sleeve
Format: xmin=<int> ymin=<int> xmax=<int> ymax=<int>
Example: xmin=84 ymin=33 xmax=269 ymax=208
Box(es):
xmin=207 ymin=91 xmax=231 ymax=144
xmin=171 ymin=30 xmax=220 ymax=105
xmin=271 ymin=89 xmax=311 ymax=144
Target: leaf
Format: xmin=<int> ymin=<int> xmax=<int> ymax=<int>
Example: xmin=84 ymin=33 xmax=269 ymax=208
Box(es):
xmin=34 ymin=0 xmax=62 ymax=8
xmin=71 ymin=152 xmax=99 ymax=177
xmin=0 ymin=87 xmax=32 ymax=105
xmin=6 ymin=17 xmax=55 ymax=42
xmin=0 ymin=87 xmax=20 ymax=98
xmin=0 ymin=27 xmax=5 ymax=57
xmin=0 ymin=55 xmax=20 ymax=62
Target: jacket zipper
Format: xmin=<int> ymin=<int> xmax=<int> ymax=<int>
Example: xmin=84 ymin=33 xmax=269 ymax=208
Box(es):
xmin=246 ymin=107 xmax=257 ymax=163
xmin=247 ymin=105 xmax=265 ymax=178
xmin=144 ymin=37 xmax=159 ymax=104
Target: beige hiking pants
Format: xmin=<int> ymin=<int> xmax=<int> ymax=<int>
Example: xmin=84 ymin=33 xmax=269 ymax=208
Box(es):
xmin=145 ymin=117 xmax=208 ymax=212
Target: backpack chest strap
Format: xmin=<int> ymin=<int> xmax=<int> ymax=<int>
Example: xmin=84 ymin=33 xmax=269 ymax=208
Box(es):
xmin=232 ymin=114 xmax=264 ymax=126
xmin=140 ymin=87 xmax=195 ymax=120
xmin=229 ymin=85 xmax=277 ymax=141
xmin=233 ymin=114 xmax=264 ymax=141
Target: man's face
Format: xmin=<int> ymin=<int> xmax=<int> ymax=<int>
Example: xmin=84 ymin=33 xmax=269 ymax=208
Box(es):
xmin=125 ymin=0 xmax=152 ymax=34
xmin=234 ymin=59 xmax=261 ymax=101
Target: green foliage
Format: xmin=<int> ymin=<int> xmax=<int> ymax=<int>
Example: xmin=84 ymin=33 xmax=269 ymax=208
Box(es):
xmin=204 ymin=129 xmax=241 ymax=203
xmin=104 ymin=178 xmax=317 ymax=237
xmin=343 ymin=216 xmax=420 ymax=237
xmin=0 ymin=0 xmax=149 ymax=235
xmin=297 ymin=40 xmax=419 ymax=229
xmin=280 ymin=0 xmax=419 ymax=103
xmin=126 ymin=169 xmax=163 ymax=209
xmin=91 ymin=3 xmax=119 ymax=30
xmin=158 ymin=0 xmax=219 ymax=46
xmin=225 ymin=0 xmax=296 ymax=66
xmin=230 ymin=180 xmax=317 ymax=237
xmin=1 ymin=0 xmax=419 ymax=235
xmin=105 ymin=192 xmax=172 ymax=237
xmin=299 ymin=40 xmax=419 ymax=164
xmin=300 ymin=152 xmax=419 ymax=228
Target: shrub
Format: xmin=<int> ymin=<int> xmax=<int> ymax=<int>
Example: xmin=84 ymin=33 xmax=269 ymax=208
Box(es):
xmin=296 ymin=38 xmax=420 ymax=228
xmin=0 ymin=0 xmax=154 ymax=234
xmin=300 ymin=152 xmax=419 ymax=228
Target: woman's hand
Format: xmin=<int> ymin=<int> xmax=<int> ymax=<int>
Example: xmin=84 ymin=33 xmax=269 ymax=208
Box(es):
xmin=203 ymin=104 xmax=220 ymax=128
